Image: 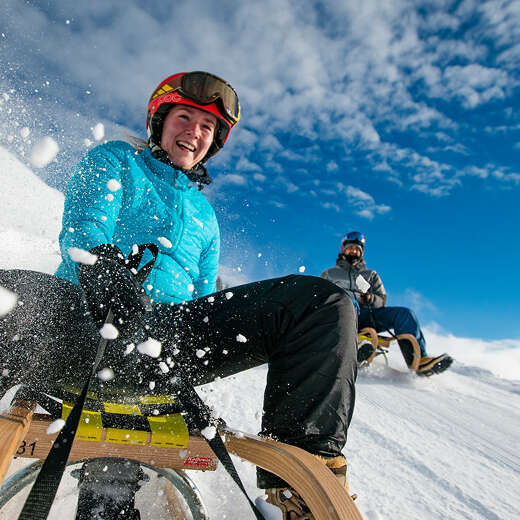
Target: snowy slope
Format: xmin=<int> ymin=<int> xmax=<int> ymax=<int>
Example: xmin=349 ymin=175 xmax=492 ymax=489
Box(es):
xmin=0 ymin=145 xmax=63 ymax=273
xmin=0 ymin=145 xmax=519 ymax=519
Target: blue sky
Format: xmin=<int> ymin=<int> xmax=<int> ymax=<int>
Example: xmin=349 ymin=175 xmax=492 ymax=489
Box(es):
xmin=1 ymin=0 xmax=519 ymax=341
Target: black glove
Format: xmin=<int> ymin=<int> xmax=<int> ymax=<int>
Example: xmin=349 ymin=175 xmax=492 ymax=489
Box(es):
xmin=77 ymin=244 xmax=151 ymax=335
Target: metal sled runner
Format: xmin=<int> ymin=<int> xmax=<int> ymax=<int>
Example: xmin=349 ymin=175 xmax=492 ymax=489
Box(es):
xmin=0 ymin=391 xmax=363 ymax=519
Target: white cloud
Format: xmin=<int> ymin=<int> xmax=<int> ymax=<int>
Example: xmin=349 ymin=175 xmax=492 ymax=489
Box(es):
xmin=322 ymin=202 xmax=340 ymax=212
xmin=339 ymin=184 xmax=392 ymax=220
xmin=457 ymin=164 xmax=520 ymax=184
xmin=436 ymin=64 xmax=510 ymax=108
xmin=276 ymin=176 xmax=298 ymax=193
xmin=326 ymin=161 xmax=338 ymax=172
xmin=216 ymin=173 xmax=247 ymax=186
xmin=403 ymin=288 xmax=437 ymax=314
xmin=236 ymin=156 xmax=262 ymax=172
xmin=259 ymin=134 xmax=283 ymax=152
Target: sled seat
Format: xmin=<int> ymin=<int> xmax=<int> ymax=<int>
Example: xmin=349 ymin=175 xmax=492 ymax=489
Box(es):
xmin=358 ymin=327 xmax=421 ymax=371
xmin=0 ymin=396 xmax=363 ymax=520
xmin=0 ymin=398 xmax=218 ymax=485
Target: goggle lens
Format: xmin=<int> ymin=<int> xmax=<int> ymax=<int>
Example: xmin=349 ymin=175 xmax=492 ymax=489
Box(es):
xmin=182 ymin=72 xmax=240 ymax=124
xmin=346 ymin=231 xmax=365 ymax=244
xmin=342 ymin=231 xmax=366 ymax=248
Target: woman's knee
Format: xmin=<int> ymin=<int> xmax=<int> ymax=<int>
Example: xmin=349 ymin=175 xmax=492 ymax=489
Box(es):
xmin=285 ymin=274 xmax=353 ymax=303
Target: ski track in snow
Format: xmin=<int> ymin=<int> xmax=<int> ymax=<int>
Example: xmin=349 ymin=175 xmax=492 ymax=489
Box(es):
xmin=0 ymin=145 xmax=519 ymax=519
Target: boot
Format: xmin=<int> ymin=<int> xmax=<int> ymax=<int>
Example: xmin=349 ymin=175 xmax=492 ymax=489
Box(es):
xmin=357 ymin=342 xmax=375 ymax=363
xmin=416 ymin=354 xmax=453 ymax=376
xmin=265 ymin=455 xmax=348 ymax=519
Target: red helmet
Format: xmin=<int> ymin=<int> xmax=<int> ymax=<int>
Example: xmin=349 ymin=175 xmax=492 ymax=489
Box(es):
xmin=146 ymin=71 xmax=240 ymax=162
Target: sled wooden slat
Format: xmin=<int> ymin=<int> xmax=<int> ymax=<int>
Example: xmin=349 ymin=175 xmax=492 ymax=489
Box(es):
xmin=10 ymin=412 xmax=218 ymax=473
xmin=225 ymin=431 xmax=363 ymax=520
xmin=0 ymin=400 xmax=36 ymax=482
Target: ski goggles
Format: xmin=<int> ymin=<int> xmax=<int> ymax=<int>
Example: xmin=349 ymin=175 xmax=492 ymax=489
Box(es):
xmin=342 ymin=231 xmax=366 ymax=248
xmin=153 ymin=71 xmax=240 ymax=126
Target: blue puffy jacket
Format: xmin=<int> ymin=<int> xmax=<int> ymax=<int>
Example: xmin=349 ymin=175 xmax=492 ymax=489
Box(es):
xmin=55 ymin=140 xmax=220 ymax=303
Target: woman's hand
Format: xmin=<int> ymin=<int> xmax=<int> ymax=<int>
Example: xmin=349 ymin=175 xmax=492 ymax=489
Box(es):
xmin=78 ymin=244 xmax=150 ymax=336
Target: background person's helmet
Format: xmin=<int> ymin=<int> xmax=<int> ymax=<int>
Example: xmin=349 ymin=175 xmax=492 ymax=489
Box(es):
xmin=341 ymin=231 xmax=366 ymax=254
xmin=146 ymin=71 xmax=240 ymax=162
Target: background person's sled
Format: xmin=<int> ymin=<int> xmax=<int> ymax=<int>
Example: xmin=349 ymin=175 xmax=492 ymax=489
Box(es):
xmin=0 ymin=392 xmax=362 ymax=519
xmin=358 ymin=327 xmax=421 ymax=372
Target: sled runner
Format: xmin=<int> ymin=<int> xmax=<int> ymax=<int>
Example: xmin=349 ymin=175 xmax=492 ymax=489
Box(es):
xmin=0 ymin=389 xmax=362 ymax=519
xmin=357 ymin=327 xmax=421 ymax=372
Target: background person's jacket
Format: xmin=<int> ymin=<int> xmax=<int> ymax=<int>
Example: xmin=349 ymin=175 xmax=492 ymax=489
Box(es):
xmin=320 ymin=256 xmax=387 ymax=308
xmin=55 ymin=140 xmax=219 ymax=304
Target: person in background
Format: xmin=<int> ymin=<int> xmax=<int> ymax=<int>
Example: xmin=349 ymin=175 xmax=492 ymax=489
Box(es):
xmin=0 ymin=71 xmax=358 ymax=519
xmin=321 ymin=231 xmax=453 ymax=376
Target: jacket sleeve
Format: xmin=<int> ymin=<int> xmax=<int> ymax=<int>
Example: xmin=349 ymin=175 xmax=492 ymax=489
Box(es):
xmin=369 ymin=270 xmax=387 ymax=308
xmin=193 ymin=218 xmax=220 ymax=298
xmin=58 ymin=145 xmax=124 ymax=278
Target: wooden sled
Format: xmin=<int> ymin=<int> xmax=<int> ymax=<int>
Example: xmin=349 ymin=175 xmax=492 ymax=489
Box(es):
xmin=0 ymin=397 xmax=362 ymax=519
xmin=358 ymin=327 xmax=421 ymax=372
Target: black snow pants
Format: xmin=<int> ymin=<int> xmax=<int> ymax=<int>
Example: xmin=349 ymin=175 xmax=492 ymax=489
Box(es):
xmin=0 ymin=269 xmax=357 ymax=488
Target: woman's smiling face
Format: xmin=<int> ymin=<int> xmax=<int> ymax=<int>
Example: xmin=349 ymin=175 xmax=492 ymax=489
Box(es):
xmin=160 ymin=105 xmax=217 ymax=169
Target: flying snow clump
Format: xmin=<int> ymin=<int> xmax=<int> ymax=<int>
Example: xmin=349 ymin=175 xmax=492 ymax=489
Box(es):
xmin=68 ymin=247 xmax=98 ymax=265
xmin=158 ymin=236 xmax=173 ymax=248
xmin=46 ymin=418 xmax=66 ymax=435
xmin=107 ymin=179 xmax=121 ymax=192
xmin=97 ymin=368 xmax=115 ymax=381
xmin=201 ymin=425 xmax=217 ymax=440
xmin=30 ymin=136 xmax=59 ymax=168
xmin=0 ymin=286 xmax=18 ymax=316
xmin=298 ymin=265 xmax=306 ymax=273
xmin=92 ymin=123 xmax=105 ymax=141
xmin=100 ymin=323 xmax=119 ymax=340
xmin=137 ymin=338 xmax=162 ymax=358
xmin=236 ymin=334 xmax=247 ymax=343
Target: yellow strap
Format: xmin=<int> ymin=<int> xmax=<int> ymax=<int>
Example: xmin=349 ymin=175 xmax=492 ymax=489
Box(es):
xmin=105 ymin=427 xmax=148 ymax=445
xmin=61 ymin=402 xmax=103 ymax=442
xmin=148 ymin=414 xmax=189 ymax=449
xmin=139 ymin=395 xmax=176 ymax=405
xmin=61 ymin=397 xmax=186 ymax=447
xmin=103 ymin=402 xmax=142 ymax=415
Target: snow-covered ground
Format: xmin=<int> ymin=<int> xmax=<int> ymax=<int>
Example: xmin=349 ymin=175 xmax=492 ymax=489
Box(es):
xmin=0 ymin=144 xmax=519 ymax=519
